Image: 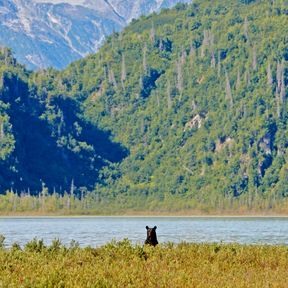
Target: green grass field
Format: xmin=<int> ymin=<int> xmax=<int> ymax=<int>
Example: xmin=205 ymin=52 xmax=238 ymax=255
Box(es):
xmin=0 ymin=237 xmax=288 ymax=287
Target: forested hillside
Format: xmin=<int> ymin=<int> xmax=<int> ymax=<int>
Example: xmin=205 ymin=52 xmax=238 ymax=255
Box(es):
xmin=1 ymin=0 xmax=288 ymax=213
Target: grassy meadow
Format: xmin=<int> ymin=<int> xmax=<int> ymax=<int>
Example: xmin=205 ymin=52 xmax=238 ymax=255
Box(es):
xmin=0 ymin=237 xmax=288 ymax=287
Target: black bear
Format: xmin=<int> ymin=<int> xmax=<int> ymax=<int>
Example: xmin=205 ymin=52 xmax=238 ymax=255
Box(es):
xmin=145 ymin=226 xmax=158 ymax=246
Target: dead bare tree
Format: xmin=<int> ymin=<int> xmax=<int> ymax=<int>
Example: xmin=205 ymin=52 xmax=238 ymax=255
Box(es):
xmin=252 ymin=45 xmax=257 ymax=70
xmin=176 ymin=59 xmax=183 ymax=96
xmin=236 ymin=68 xmax=241 ymax=90
xmin=121 ymin=53 xmax=126 ymax=89
xmin=0 ymin=120 xmax=4 ymax=141
xmin=150 ymin=22 xmax=155 ymax=43
xmin=143 ymin=43 xmax=148 ymax=74
xmin=167 ymin=80 xmax=172 ymax=109
xmin=267 ymin=62 xmax=273 ymax=86
xmin=225 ymin=70 xmax=233 ymax=108
xmin=217 ymin=51 xmax=221 ymax=77
xmin=244 ymin=17 xmax=249 ymax=40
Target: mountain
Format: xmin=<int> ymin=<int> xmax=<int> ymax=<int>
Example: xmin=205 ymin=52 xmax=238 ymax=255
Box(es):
xmin=0 ymin=0 xmax=192 ymax=70
xmin=1 ymin=0 xmax=288 ymax=212
xmin=81 ymin=0 xmax=193 ymax=22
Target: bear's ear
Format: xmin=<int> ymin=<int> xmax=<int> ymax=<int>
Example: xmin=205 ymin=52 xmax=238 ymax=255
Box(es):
xmin=146 ymin=226 xmax=149 ymax=230
xmin=154 ymin=226 xmax=157 ymax=230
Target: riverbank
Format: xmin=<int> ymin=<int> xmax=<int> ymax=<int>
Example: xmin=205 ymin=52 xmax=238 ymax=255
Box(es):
xmin=0 ymin=239 xmax=287 ymax=287
xmin=1 ymin=209 xmax=288 ymax=217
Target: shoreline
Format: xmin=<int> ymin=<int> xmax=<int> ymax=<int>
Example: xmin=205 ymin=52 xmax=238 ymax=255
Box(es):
xmin=1 ymin=213 xmax=288 ymax=218
xmin=1 ymin=208 xmax=288 ymax=218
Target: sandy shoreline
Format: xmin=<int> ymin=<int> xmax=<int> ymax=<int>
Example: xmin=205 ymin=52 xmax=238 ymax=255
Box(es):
xmin=1 ymin=214 xmax=288 ymax=218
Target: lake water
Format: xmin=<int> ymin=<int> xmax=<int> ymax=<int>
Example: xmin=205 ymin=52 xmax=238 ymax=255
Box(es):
xmin=0 ymin=217 xmax=288 ymax=248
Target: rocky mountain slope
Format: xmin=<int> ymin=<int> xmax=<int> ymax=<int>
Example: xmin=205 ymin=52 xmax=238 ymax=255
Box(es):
xmin=0 ymin=0 xmax=192 ymax=69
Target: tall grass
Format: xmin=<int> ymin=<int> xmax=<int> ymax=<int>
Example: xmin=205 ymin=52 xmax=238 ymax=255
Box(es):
xmin=0 ymin=237 xmax=287 ymax=287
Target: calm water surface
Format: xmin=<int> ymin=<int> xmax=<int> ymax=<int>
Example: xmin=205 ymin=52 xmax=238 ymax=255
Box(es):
xmin=0 ymin=217 xmax=288 ymax=247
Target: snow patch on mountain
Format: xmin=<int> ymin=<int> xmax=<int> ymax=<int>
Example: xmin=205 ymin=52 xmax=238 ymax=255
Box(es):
xmin=34 ymin=0 xmax=85 ymax=4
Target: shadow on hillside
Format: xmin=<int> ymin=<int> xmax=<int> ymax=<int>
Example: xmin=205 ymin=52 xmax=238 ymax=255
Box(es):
xmin=0 ymin=75 xmax=128 ymax=194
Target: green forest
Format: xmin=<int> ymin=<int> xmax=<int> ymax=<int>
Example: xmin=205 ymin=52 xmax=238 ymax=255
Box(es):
xmin=1 ymin=0 xmax=288 ymax=214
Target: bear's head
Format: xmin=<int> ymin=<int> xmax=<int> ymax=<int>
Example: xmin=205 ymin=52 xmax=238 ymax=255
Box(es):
xmin=145 ymin=226 xmax=158 ymax=246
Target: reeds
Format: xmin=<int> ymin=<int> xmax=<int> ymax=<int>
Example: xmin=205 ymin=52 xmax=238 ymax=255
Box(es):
xmin=0 ymin=238 xmax=287 ymax=287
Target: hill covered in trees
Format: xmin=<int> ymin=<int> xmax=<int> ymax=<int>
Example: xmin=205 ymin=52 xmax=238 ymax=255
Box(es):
xmin=1 ymin=0 xmax=288 ymax=213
